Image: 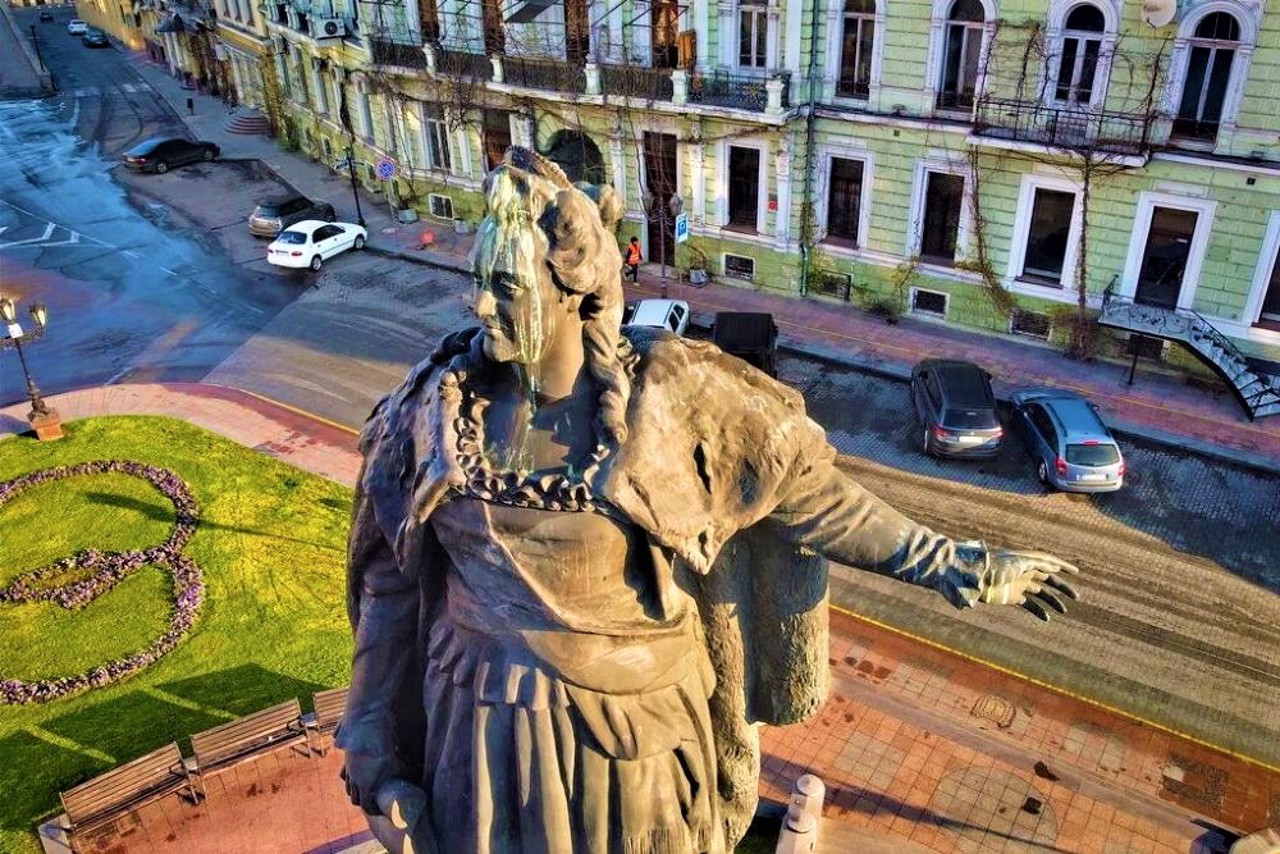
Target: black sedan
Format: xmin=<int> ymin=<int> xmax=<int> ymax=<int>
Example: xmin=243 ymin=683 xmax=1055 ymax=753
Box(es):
xmin=81 ymin=28 xmax=110 ymax=48
xmin=39 ymin=10 xmax=55 ymax=21
xmin=122 ymin=137 xmax=220 ymax=174
xmin=910 ymin=358 xmax=1004 ymax=459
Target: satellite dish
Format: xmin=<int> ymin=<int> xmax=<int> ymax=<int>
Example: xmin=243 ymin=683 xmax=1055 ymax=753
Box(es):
xmin=1141 ymin=0 xmax=1177 ymax=27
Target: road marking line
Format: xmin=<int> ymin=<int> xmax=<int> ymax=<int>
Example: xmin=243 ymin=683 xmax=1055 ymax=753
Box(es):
xmin=231 ymin=387 xmax=361 ymax=435
xmin=160 ymin=267 xmax=178 ymax=275
xmin=829 ymin=603 xmax=1280 ymax=774
xmin=123 ymin=250 xmax=141 ymax=258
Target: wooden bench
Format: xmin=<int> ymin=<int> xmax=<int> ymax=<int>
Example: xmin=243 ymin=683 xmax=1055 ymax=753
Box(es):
xmin=304 ymin=686 xmax=349 ymax=755
xmin=189 ymin=699 xmax=306 ymax=790
xmin=60 ymin=742 xmax=196 ymax=851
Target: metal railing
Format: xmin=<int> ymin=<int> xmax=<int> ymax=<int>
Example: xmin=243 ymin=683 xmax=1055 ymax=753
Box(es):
xmin=600 ymin=64 xmax=674 ymax=101
xmin=369 ymin=38 xmax=426 ymax=70
xmin=1100 ymin=280 xmax=1280 ymax=419
xmin=435 ymin=47 xmax=492 ymax=80
xmin=503 ymin=56 xmax=586 ymax=95
xmin=974 ymin=98 xmax=1153 ymax=157
xmin=689 ymin=70 xmax=789 ymax=112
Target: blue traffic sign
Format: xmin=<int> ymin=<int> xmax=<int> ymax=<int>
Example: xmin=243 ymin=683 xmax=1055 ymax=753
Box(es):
xmin=375 ymin=158 xmax=397 ymax=181
xmin=674 ymin=213 xmax=689 ymax=244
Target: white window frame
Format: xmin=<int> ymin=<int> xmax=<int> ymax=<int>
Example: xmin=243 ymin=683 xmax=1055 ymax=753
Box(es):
xmin=717 ymin=139 xmax=768 ymax=235
xmin=1006 ymin=171 xmax=1084 ymax=295
xmin=817 ymin=148 xmax=874 ymax=251
xmin=423 ymin=104 xmax=452 ymax=172
xmin=1119 ymin=191 xmax=1218 ymax=311
xmin=1045 ymin=0 xmax=1118 ymax=109
xmin=737 ymin=0 xmax=769 ymax=70
xmin=1244 ymin=211 xmax=1280 ymax=330
xmin=907 ymin=157 xmax=973 ymax=267
xmin=723 ymin=252 xmax=757 ymax=280
xmin=827 ymin=0 xmax=884 ymax=103
xmin=1164 ymin=2 xmax=1257 ymax=140
xmin=925 ymin=0 xmax=996 ymax=114
xmin=312 ymin=62 xmax=329 ymax=115
xmin=358 ymin=85 xmax=374 ymax=141
xmin=720 ymin=0 xmax=777 ymax=73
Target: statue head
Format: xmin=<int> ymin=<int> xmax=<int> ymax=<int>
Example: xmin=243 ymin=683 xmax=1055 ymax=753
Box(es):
xmin=470 ymin=147 xmax=631 ymax=443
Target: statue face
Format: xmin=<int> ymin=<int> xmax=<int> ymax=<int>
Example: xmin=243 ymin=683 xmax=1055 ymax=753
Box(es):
xmin=473 ymin=261 xmax=563 ymax=366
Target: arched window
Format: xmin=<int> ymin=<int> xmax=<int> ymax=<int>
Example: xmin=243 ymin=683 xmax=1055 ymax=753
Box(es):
xmin=1054 ymin=3 xmax=1106 ymax=104
xmin=1174 ymin=12 xmax=1241 ymax=140
xmin=837 ymin=0 xmax=876 ymax=98
xmin=937 ymin=0 xmax=985 ymax=109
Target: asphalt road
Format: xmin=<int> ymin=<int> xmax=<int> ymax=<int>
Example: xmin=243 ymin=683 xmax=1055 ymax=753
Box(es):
xmin=5 ymin=15 xmax=1279 ymax=768
xmin=0 ymin=12 xmax=296 ymax=401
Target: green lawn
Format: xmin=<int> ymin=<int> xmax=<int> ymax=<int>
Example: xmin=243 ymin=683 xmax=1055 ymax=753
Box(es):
xmin=0 ymin=417 xmax=353 ymax=854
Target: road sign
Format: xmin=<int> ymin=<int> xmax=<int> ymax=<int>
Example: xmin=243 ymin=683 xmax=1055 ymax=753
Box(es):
xmin=674 ymin=213 xmax=689 ymax=244
xmin=375 ymin=158 xmax=397 ymax=181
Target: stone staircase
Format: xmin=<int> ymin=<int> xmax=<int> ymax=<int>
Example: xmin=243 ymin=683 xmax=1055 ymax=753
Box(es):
xmin=224 ymin=109 xmax=271 ymax=136
xmin=1099 ymin=286 xmax=1280 ymax=420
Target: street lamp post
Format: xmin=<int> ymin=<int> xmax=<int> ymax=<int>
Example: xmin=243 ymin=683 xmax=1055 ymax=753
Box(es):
xmin=0 ymin=296 xmax=63 ymax=440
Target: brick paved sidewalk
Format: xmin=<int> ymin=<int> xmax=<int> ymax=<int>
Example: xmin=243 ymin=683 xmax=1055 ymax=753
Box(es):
xmin=9 ymin=384 xmax=1278 ymax=853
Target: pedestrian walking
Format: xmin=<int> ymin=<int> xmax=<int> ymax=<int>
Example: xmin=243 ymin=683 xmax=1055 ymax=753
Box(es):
xmin=624 ymin=237 xmax=642 ymax=283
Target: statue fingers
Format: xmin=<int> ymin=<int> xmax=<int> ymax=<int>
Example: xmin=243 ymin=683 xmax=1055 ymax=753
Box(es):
xmin=1045 ymin=575 xmax=1080 ymax=600
xmin=1021 ymin=597 xmax=1051 ymax=621
xmin=1032 ymin=587 xmax=1068 ymax=615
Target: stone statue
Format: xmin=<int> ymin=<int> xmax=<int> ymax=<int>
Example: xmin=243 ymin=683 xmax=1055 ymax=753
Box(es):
xmin=339 ymin=147 xmax=1078 ymax=854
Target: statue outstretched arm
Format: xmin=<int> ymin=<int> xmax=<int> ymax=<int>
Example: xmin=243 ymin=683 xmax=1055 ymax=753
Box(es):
xmin=769 ymin=455 xmax=1078 ymax=620
xmin=338 ymin=486 xmax=421 ymax=812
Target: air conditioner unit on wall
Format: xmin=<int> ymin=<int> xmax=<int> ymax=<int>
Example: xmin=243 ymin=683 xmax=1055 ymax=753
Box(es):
xmin=313 ymin=15 xmax=345 ymax=40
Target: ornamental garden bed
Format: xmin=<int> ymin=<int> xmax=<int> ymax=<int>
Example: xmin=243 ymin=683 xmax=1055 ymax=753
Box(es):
xmin=0 ymin=416 xmax=352 ymax=854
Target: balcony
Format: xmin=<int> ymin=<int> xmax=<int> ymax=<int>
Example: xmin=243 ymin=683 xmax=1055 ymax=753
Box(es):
xmin=502 ymin=56 xmax=586 ymax=95
xmin=434 ymin=47 xmax=491 ymax=80
xmin=600 ymin=64 xmax=674 ymax=102
xmin=370 ymin=38 xmax=426 ymax=70
xmin=689 ymin=71 xmax=789 ymax=113
xmin=973 ymin=98 xmax=1153 ymax=158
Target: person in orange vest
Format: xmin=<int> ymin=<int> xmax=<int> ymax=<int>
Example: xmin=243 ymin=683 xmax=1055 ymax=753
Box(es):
xmin=624 ymin=237 xmax=642 ymax=283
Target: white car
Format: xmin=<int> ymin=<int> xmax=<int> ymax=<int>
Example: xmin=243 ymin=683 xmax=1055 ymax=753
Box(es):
xmin=623 ymin=299 xmax=690 ymax=336
xmin=266 ymin=220 xmax=366 ymax=271
xmin=67 ymin=18 xmax=88 ymax=34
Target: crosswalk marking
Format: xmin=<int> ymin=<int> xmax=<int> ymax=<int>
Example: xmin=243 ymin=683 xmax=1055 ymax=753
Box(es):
xmin=64 ymin=82 xmax=153 ymax=98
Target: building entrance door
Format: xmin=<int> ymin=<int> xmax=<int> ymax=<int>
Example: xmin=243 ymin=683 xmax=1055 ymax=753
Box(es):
xmin=1135 ymin=207 xmax=1197 ymax=308
xmin=643 ymin=132 xmax=678 ymax=268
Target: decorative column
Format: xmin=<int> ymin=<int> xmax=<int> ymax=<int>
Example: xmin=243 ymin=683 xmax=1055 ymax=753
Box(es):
xmin=585 ymin=61 xmax=601 ymax=95
xmin=609 ymin=117 xmax=627 ymax=210
xmin=766 ymin=77 xmax=784 ymax=115
xmin=490 ymin=54 xmax=504 ymax=83
xmin=718 ymin=2 xmax=735 ymax=67
xmin=423 ymin=42 xmax=437 ymax=73
xmin=672 ymin=68 xmax=688 ymax=104
xmin=765 ymin=0 xmax=780 ymax=70
xmin=693 ymin=0 xmax=709 ymax=72
xmin=608 ymin=0 xmax=624 ymax=63
xmin=689 ymin=138 xmax=705 ymax=225
xmin=774 ymin=134 xmax=792 ymax=243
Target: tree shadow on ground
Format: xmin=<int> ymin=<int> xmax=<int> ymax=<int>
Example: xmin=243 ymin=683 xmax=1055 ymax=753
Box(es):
xmin=157 ymin=663 xmax=329 ymax=720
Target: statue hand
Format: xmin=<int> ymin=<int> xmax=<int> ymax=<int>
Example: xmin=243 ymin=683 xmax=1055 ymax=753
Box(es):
xmin=944 ymin=541 xmax=1080 ymax=621
xmin=340 ymin=746 xmax=405 ymax=814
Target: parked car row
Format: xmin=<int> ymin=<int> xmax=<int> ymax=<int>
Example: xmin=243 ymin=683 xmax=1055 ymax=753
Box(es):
xmin=912 ymin=358 xmax=1126 ymax=493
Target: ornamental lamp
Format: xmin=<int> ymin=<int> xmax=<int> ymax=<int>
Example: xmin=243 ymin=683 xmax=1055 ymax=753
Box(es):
xmin=30 ymin=303 xmax=47 ymax=329
xmin=0 ymin=296 xmax=15 ymax=324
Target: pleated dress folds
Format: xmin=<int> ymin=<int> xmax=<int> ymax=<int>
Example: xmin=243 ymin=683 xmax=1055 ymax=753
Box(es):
xmin=422 ymin=498 xmax=726 ymax=854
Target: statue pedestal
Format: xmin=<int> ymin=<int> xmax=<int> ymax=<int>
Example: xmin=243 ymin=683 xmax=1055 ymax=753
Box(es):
xmin=30 ymin=407 xmax=64 ymax=440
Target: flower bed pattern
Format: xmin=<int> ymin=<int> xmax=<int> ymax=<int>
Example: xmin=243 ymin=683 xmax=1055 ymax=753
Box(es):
xmin=0 ymin=461 xmax=204 ymax=704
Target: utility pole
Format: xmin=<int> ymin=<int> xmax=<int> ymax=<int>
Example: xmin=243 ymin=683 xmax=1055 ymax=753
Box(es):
xmin=29 ymin=25 xmax=46 ymax=73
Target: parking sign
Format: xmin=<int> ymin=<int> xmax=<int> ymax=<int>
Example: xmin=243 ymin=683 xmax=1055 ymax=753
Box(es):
xmin=375 ymin=158 xmax=397 ymax=181
xmin=674 ymin=213 xmax=689 ymax=244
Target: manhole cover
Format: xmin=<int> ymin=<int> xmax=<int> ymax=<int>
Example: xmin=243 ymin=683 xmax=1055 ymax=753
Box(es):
xmin=972 ymin=694 xmax=1016 ymax=728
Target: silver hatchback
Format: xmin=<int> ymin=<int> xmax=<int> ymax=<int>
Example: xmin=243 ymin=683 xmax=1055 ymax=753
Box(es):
xmin=1010 ymin=389 xmax=1125 ymax=493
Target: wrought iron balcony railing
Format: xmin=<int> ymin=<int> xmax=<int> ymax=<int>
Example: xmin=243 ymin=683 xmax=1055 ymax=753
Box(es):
xmin=600 ymin=64 xmax=674 ymax=102
xmin=370 ymin=38 xmax=426 ymax=70
xmin=503 ymin=56 xmax=586 ymax=95
xmin=689 ymin=71 xmax=789 ymax=113
xmin=973 ymin=98 xmax=1153 ymax=157
xmin=435 ymin=47 xmax=492 ymax=80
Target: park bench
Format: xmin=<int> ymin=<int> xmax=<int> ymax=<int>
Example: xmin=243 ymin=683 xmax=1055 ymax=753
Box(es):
xmin=189 ymin=698 xmax=306 ymax=791
xmin=60 ymin=742 xmax=196 ymax=851
xmin=303 ymin=686 xmax=349 ymax=756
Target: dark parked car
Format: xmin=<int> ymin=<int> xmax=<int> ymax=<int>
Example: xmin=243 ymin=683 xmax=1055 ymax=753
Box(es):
xmin=81 ymin=28 xmax=110 ymax=47
xmin=711 ymin=312 xmax=778 ymax=377
xmin=910 ymin=358 xmax=1003 ymax=458
xmin=1010 ymin=389 xmax=1125 ymax=493
xmin=248 ymin=195 xmax=336 ymax=238
xmin=122 ymin=137 xmax=219 ymax=173
xmin=39 ymin=10 xmax=55 ymax=22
